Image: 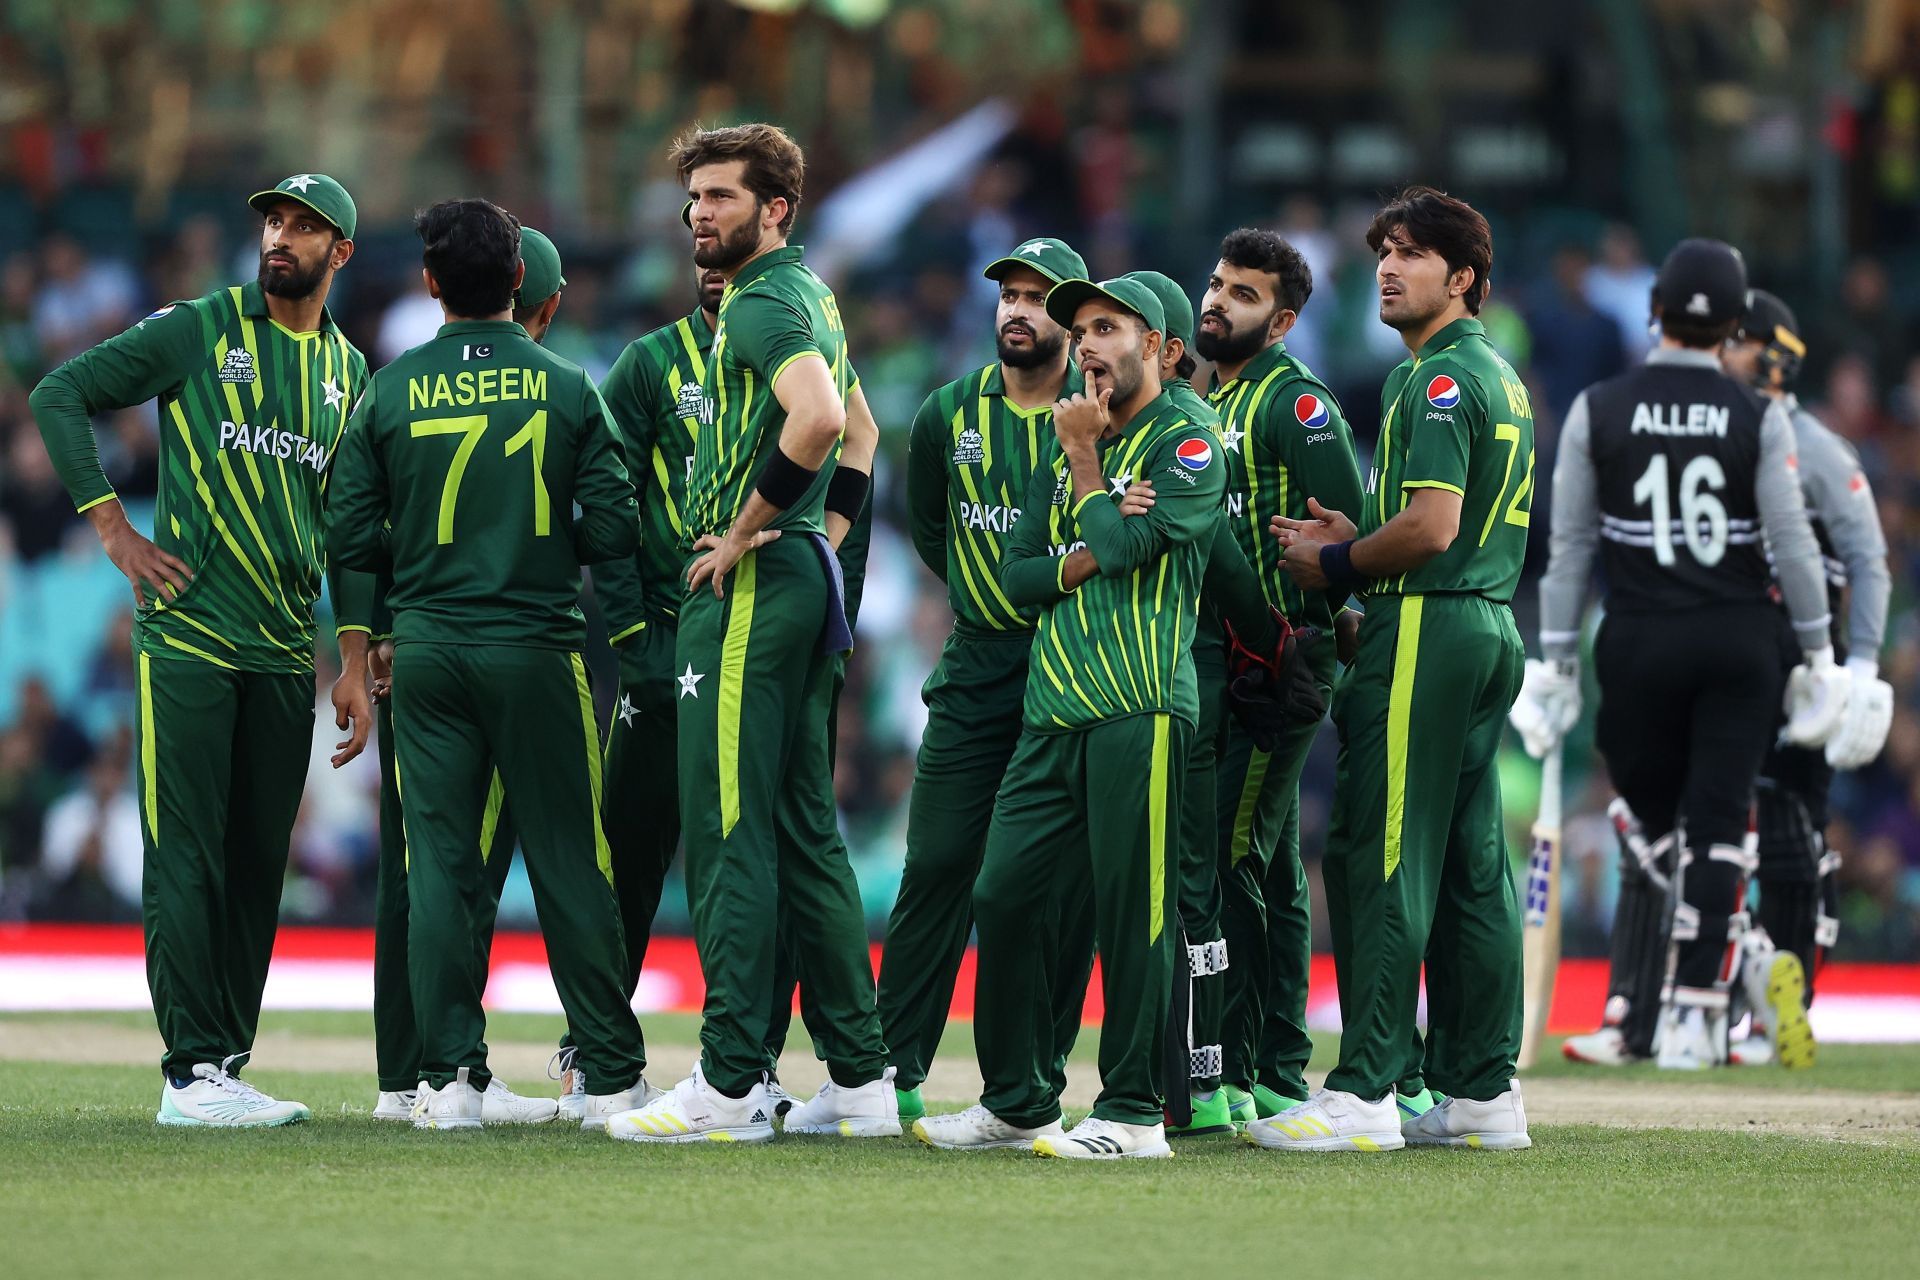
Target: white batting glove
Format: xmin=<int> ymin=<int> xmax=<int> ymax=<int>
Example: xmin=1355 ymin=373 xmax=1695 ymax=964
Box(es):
xmin=1509 ymin=658 xmax=1581 ymax=759
xmin=1781 ymin=646 xmax=1852 ymax=748
xmin=1826 ymin=657 xmax=1894 ymax=770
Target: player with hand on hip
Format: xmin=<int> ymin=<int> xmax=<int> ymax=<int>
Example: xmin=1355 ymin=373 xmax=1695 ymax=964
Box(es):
xmin=30 ymin=173 xmax=373 ymax=1127
xmin=607 ymin=123 xmax=892 ymax=1145
xmin=1718 ymin=289 xmax=1890 ymax=1067
xmin=1252 ymin=188 xmax=1534 ymax=1154
xmin=1523 ymin=242 xmax=1844 ymax=1072
xmin=328 ymin=199 xmax=650 ymax=1131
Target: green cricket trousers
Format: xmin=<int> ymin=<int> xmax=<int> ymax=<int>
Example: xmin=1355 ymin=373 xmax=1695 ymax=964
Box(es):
xmin=390 ymin=642 xmax=642 ymax=1094
xmin=371 ymin=698 xmax=515 ymax=1093
xmin=974 ymin=711 xmax=1189 ymax=1128
xmin=675 ymin=539 xmax=885 ymax=1096
xmin=1216 ymin=640 xmax=1335 ymax=1102
xmin=1322 ymin=593 xmax=1524 ymax=1103
xmin=1177 ymin=647 xmax=1229 ymax=1096
xmin=134 ymin=653 xmax=311 ymax=1078
xmin=877 ymin=627 xmax=1094 ymax=1093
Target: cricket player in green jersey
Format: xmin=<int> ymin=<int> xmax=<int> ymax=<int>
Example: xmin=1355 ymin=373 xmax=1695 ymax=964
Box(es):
xmin=1191 ymin=231 xmax=1365 ymax=1127
xmin=918 ymin=276 xmax=1224 ymax=1160
xmin=328 ymin=199 xmax=650 ymax=1132
xmin=607 ymin=123 xmax=890 ymax=1144
xmin=880 ymin=235 xmax=1089 ymax=1126
xmin=363 ymin=226 xmax=572 ymax=1126
xmin=30 ymin=173 xmax=374 ymax=1128
xmin=1251 ymin=187 xmax=1534 ymax=1153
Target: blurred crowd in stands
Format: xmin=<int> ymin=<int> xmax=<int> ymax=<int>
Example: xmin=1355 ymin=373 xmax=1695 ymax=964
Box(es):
xmin=2 ymin=172 xmax=1917 ymax=967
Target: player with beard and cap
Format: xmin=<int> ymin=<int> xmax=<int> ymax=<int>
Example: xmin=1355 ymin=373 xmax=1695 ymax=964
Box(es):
xmin=1189 ymin=231 xmax=1367 ymax=1130
xmin=879 ymin=236 xmax=1094 ymax=1127
xmin=607 ymin=122 xmax=890 ymax=1144
xmin=359 ymin=226 xmax=574 ymax=1127
xmin=1256 ymin=187 xmax=1536 ymax=1152
xmin=30 ymin=173 xmax=374 ymax=1127
xmin=916 ymin=276 xmax=1223 ymax=1160
xmin=1521 ymin=244 xmax=1846 ymax=1074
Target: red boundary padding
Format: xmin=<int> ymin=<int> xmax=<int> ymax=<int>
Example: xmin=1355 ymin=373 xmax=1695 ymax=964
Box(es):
xmin=2 ymin=923 xmax=1914 ymax=1032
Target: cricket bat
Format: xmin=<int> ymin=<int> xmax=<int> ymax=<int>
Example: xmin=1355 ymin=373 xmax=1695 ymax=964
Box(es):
xmin=1517 ymin=744 xmax=1563 ymax=1070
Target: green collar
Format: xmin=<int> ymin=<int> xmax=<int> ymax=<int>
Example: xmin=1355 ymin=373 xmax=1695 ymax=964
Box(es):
xmin=727 ymin=244 xmax=806 ymax=293
xmin=1211 ymin=341 xmax=1291 ymax=392
xmin=687 ymin=307 xmax=715 ymax=345
xmin=436 ymin=319 xmax=529 ymax=339
xmin=238 ymin=279 xmax=343 ymax=335
xmin=1416 ymin=316 xmax=1485 ymax=360
xmin=981 ymin=358 xmax=1076 ymax=401
xmin=1116 ymin=389 xmax=1178 ymax=443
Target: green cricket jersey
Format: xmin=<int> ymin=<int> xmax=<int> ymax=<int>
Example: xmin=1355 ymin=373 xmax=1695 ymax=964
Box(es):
xmin=906 ymin=361 xmax=1075 ymax=635
xmin=690 ymin=245 xmax=852 ymax=540
xmin=1364 ymin=317 xmax=1534 ymax=601
xmin=1208 ymin=343 xmax=1364 ymax=627
xmin=326 ymin=319 xmax=638 ymax=650
xmin=1000 ymin=390 xmax=1225 ymax=732
xmin=29 ymin=282 xmax=369 ymax=673
xmin=597 ymin=308 xmax=713 ymax=639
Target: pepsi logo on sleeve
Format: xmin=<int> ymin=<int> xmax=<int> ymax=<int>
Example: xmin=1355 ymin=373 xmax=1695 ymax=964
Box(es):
xmin=1295 ymin=393 xmax=1330 ymax=428
xmin=1425 ymin=374 xmax=1461 ymax=409
xmin=1175 ymin=437 xmax=1213 ymax=471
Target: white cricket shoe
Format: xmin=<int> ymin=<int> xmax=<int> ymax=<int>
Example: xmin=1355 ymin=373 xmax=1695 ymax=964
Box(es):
xmin=372 ymin=1089 xmax=417 ymax=1121
xmin=1243 ymin=1088 xmax=1405 ymax=1153
xmin=549 ymin=1047 xmax=587 ymax=1123
xmin=412 ymin=1067 xmax=484 ymax=1130
xmin=482 ymin=1077 xmax=560 ymax=1125
xmin=1034 ymin=1115 xmax=1171 ymax=1160
xmin=764 ymin=1076 xmax=799 ymax=1119
xmin=1739 ymin=947 xmax=1816 ymax=1071
xmin=1561 ymin=1026 xmax=1639 ymax=1066
xmin=604 ymin=1064 xmax=776 ymax=1144
xmin=1729 ymin=1033 xmax=1775 ymax=1067
xmin=913 ymin=1103 xmax=1065 ymax=1151
xmin=578 ymin=1076 xmax=666 ymax=1132
xmin=1654 ymin=1004 xmax=1726 ymax=1071
xmin=156 ymin=1058 xmax=310 ymax=1128
xmin=1402 ymin=1083 xmax=1532 ymax=1150
xmin=782 ymin=1066 xmax=902 ymax=1137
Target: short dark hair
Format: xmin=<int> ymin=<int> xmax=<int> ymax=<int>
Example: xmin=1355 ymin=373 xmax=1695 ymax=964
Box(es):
xmin=416 ymin=198 xmax=521 ymax=319
xmin=1174 ymin=350 xmax=1197 ymax=380
xmin=1366 ymin=186 xmax=1493 ymax=315
xmin=1656 ymin=305 xmax=1739 ymax=351
xmin=670 ymin=122 xmax=806 ymax=236
xmin=1218 ymin=227 xmax=1314 ymax=315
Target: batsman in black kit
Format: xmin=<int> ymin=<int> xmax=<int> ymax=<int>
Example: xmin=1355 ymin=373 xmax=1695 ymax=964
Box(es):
xmin=1513 ymin=240 xmax=1849 ymax=1070
xmin=1719 ymin=290 xmax=1893 ymax=1065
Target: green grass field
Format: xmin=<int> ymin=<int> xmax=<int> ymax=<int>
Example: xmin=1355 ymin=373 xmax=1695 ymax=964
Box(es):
xmin=4 ymin=1011 xmax=1916 ymax=1279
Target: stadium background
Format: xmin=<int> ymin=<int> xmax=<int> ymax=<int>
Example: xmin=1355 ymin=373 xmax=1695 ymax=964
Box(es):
xmin=0 ymin=0 xmax=1915 ymax=982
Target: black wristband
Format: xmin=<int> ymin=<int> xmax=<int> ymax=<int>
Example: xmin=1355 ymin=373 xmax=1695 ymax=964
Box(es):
xmin=825 ymin=465 xmax=871 ymax=520
xmin=1318 ymin=540 xmax=1365 ymax=595
xmin=754 ymin=446 xmax=819 ymax=510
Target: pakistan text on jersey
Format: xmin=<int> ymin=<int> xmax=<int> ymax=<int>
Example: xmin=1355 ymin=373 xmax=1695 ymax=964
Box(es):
xmin=218 ymin=420 xmax=330 ymax=472
xmin=407 ymin=367 xmax=550 ymax=411
xmin=1630 ymin=402 xmax=1732 ymax=438
xmin=960 ymin=501 xmax=1021 ymax=533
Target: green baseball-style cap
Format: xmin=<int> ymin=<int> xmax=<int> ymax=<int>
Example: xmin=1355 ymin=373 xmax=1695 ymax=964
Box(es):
xmin=248 ymin=173 xmax=357 ymax=239
xmin=516 ymin=227 xmax=566 ymax=307
xmin=1044 ymin=275 xmax=1166 ymax=336
xmin=1122 ymin=270 xmax=1195 ymax=346
xmin=983 ymin=237 xmax=1088 ymax=287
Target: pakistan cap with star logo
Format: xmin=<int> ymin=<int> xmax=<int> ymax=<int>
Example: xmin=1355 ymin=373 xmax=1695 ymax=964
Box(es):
xmin=983 ymin=237 xmax=1088 ymax=287
xmin=1120 ymin=271 xmax=1196 ymax=348
xmin=248 ymin=173 xmax=358 ymax=240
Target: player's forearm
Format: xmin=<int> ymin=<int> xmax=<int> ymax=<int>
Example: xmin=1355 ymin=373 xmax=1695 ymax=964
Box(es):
xmin=573 ymin=503 xmax=640 ymax=564
xmin=1539 ymin=398 xmax=1599 ymax=661
xmin=1845 ymin=555 xmax=1891 ymax=664
xmin=1064 ymin=441 xmax=1106 ymax=506
xmin=591 ymin=554 xmax=651 ymax=646
xmin=1351 ymin=500 xmax=1457 ymax=579
xmin=28 ymin=370 xmax=117 ymax=512
xmin=774 ymin=401 xmax=847 ymax=471
xmin=1205 ymin=520 xmax=1278 ymax=649
xmin=325 ymin=505 xmax=390 ymax=573
xmin=330 ymin=565 xmax=378 ymax=639
xmin=1001 ymin=547 xmax=1089 ymax=606
xmin=1072 ymin=490 xmax=1161 ymax=576
xmin=336 ymin=627 xmax=369 ymax=670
